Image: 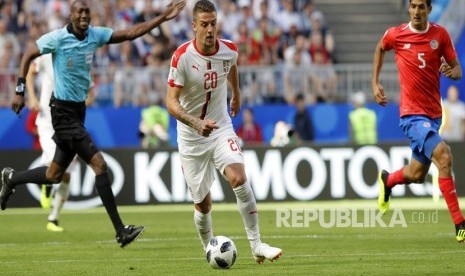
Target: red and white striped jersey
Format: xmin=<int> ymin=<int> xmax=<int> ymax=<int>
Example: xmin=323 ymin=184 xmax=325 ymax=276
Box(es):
xmin=168 ymin=39 xmax=238 ymax=143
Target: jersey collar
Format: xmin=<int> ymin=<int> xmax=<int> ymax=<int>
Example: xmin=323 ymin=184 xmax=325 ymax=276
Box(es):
xmin=408 ymin=21 xmax=430 ymax=34
xmin=193 ymin=38 xmax=220 ymax=56
xmin=66 ymin=24 xmax=88 ymax=41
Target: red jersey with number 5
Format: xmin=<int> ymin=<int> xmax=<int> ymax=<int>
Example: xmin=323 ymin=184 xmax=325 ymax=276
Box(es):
xmin=382 ymin=22 xmax=457 ymax=118
xmin=168 ymin=39 xmax=238 ymax=143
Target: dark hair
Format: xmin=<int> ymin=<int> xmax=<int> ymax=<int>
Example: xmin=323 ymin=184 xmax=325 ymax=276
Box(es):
xmin=71 ymin=0 xmax=89 ymax=12
xmin=193 ymin=0 xmax=216 ymax=19
xmin=409 ymin=0 xmax=432 ymax=7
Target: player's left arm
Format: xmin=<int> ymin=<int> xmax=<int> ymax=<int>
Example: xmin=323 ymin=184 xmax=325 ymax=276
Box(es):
xmin=227 ymin=63 xmax=241 ymax=118
xmin=440 ymin=57 xmax=462 ymax=80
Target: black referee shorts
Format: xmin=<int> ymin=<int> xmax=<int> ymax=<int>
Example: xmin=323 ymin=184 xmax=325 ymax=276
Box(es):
xmin=50 ymin=96 xmax=99 ymax=166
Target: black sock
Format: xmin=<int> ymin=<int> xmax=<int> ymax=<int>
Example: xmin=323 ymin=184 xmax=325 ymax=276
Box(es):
xmin=36 ymin=184 xmax=53 ymax=197
xmin=45 ymin=185 xmax=53 ymax=197
xmin=95 ymin=173 xmax=124 ymax=233
xmin=10 ymin=167 xmax=51 ymax=187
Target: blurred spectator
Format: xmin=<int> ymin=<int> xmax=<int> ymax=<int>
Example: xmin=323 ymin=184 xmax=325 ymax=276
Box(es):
xmin=0 ymin=39 xmax=16 ymax=108
xmin=348 ymin=91 xmax=377 ymax=145
xmin=253 ymin=0 xmax=280 ymax=22
xmin=237 ymin=0 xmax=256 ymax=31
xmin=274 ymin=0 xmax=300 ymax=35
xmin=278 ymin=22 xmax=301 ymax=61
xmin=113 ymin=43 xmax=141 ymax=107
xmin=0 ymin=17 xmax=20 ymax=65
xmin=270 ymin=120 xmax=296 ymax=147
xmin=93 ymin=0 xmax=117 ymax=30
xmin=251 ymin=16 xmax=280 ymax=65
xmin=258 ymin=68 xmax=282 ymax=104
xmin=283 ymin=44 xmax=314 ymax=104
xmin=293 ymin=0 xmax=313 ymax=11
xmin=1 ymin=0 xmax=20 ymax=31
xmin=138 ymin=41 xmax=171 ymax=106
xmin=299 ymin=1 xmax=321 ymax=37
xmin=166 ymin=5 xmax=191 ymax=47
xmin=236 ymin=107 xmax=264 ymax=145
xmin=92 ymin=68 xmax=115 ymax=107
xmin=284 ymin=33 xmax=311 ymax=66
xmin=134 ymin=0 xmax=175 ymax=55
xmin=235 ymin=22 xmax=253 ymax=65
xmin=442 ymin=85 xmax=465 ymax=142
xmin=216 ymin=20 xmax=232 ymax=41
xmin=309 ymin=30 xmax=330 ymax=64
xmin=139 ymin=105 xmax=170 ymax=149
xmin=45 ymin=0 xmax=68 ymax=31
xmin=309 ymin=11 xmax=334 ymax=60
xmin=309 ymin=31 xmax=338 ymax=102
xmin=115 ymin=0 xmax=137 ymax=29
xmin=293 ymin=94 xmax=314 ymax=143
xmin=0 ymin=39 xmax=17 ymax=69
xmin=217 ymin=0 xmax=240 ymax=40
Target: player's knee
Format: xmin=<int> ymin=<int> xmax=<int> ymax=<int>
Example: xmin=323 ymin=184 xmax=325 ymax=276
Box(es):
xmin=46 ymin=170 xmax=64 ymax=184
xmin=408 ymin=169 xmax=428 ymax=183
xmin=90 ymin=155 xmax=108 ymax=174
xmin=438 ymin=148 xmax=452 ymax=166
xmin=197 ymin=205 xmax=211 ymax=214
xmin=62 ymin=172 xmax=71 ymax=183
xmin=229 ymin=174 xmax=247 ymax=188
xmin=434 ymin=143 xmax=453 ymax=170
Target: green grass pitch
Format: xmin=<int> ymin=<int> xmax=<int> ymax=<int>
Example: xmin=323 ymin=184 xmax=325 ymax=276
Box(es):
xmin=0 ymin=198 xmax=464 ymax=275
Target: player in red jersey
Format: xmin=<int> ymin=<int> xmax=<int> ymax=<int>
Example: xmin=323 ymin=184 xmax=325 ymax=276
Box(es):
xmin=372 ymin=0 xmax=464 ymax=241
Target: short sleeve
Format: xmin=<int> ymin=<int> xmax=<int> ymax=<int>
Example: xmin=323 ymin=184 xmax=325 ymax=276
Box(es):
xmin=36 ymin=30 xmax=60 ymax=55
xmin=93 ymin=26 xmax=113 ymax=47
xmin=382 ymin=27 xmax=396 ymax=51
xmin=441 ymin=28 xmax=457 ymax=63
xmin=167 ymin=53 xmax=185 ymax=88
xmin=221 ymin=39 xmax=238 ymax=65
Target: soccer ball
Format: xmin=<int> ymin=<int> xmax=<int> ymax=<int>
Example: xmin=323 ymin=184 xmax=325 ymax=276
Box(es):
xmin=205 ymin=236 xmax=237 ymax=269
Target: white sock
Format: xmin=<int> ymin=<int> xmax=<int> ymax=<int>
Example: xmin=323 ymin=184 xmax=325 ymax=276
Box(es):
xmin=48 ymin=182 xmax=70 ymax=222
xmin=194 ymin=209 xmax=213 ymax=250
xmin=233 ymin=183 xmax=261 ymax=249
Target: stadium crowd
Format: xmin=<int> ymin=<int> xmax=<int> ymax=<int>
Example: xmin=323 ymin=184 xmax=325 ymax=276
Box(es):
xmin=0 ymin=0 xmax=336 ymax=108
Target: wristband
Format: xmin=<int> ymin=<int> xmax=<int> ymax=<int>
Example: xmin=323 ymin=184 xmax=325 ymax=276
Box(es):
xmin=15 ymin=77 xmax=26 ymax=95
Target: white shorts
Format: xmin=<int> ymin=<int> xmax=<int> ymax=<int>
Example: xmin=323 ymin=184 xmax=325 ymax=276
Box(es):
xmin=179 ymin=130 xmax=243 ymax=204
xmin=37 ymin=123 xmax=77 ymax=173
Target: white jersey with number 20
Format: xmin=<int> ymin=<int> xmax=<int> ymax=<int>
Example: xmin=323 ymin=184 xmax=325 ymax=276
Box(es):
xmin=167 ymin=39 xmax=238 ymax=144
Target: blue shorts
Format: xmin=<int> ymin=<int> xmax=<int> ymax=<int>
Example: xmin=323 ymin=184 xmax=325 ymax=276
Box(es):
xmin=399 ymin=115 xmax=443 ymax=165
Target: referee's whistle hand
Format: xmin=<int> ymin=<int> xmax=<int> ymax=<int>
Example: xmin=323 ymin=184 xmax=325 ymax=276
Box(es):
xmin=11 ymin=95 xmax=25 ymax=116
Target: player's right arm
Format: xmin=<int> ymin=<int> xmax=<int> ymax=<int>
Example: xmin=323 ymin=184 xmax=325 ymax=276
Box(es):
xmin=166 ymin=85 xmax=218 ymax=137
xmin=12 ymin=43 xmax=41 ymax=115
xmin=108 ymin=0 xmax=185 ymax=44
xmin=372 ymin=38 xmax=388 ymax=106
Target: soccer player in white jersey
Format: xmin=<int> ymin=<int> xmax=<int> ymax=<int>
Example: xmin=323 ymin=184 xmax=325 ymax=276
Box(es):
xmin=166 ymin=0 xmax=282 ymax=264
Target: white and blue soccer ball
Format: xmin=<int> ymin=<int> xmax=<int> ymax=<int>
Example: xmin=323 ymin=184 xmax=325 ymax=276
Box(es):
xmin=205 ymin=236 xmax=237 ymax=269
